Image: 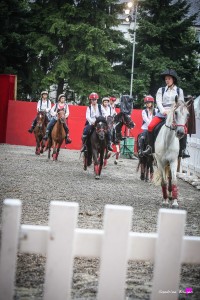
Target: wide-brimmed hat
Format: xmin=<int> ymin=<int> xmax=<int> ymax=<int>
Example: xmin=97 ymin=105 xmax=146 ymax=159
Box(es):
xmin=160 ymin=69 xmax=178 ymax=84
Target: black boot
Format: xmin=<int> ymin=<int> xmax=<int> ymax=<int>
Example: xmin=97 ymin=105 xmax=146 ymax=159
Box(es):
xmin=138 ymin=135 xmax=145 ymax=157
xmin=28 ymin=118 xmax=37 ymax=133
xmin=28 ymin=127 xmax=34 ymax=133
xmin=179 ymin=135 xmax=190 ymax=159
xmin=107 ymin=132 xmax=113 ymax=151
xmin=65 ymin=135 xmax=72 ymax=144
xmin=142 ymin=132 xmax=154 ymax=155
xmin=81 ymin=135 xmax=87 ymax=152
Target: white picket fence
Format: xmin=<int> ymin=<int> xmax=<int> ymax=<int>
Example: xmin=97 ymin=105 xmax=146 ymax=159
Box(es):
xmin=181 ymin=136 xmax=200 ymax=178
xmin=0 ymin=199 xmax=200 ymax=300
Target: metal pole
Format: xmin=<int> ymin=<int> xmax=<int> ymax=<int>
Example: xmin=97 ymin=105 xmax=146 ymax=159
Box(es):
xmin=130 ymin=3 xmax=138 ymax=97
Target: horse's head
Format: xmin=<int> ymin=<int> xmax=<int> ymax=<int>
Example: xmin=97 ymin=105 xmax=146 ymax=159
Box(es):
xmin=169 ymin=99 xmax=189 ymax=139
xmin=36 ymin=111 xmax=46 ymax=128
xmin=106 ymin=115 xmax=114 ymax=130
xmin=122 ymin=113 xmax=135 ymax=129
xmin=94 ymin=116 xmax=108 ymax=141
xmin=57 ymin=109 xmax=66 ymax=124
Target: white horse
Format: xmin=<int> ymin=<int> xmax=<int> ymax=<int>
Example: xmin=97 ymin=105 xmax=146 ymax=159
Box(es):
xmin=154 ymin=98 xmax=189 ymax=208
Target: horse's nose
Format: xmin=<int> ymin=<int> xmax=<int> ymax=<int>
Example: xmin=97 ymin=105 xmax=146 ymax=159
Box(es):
xmin=176 ymin=127 xmax=184 ymax=138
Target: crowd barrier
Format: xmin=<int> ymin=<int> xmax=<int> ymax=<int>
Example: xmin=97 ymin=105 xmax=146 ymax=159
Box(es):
xmin=0 ymin=199 xmax=200 ymax=300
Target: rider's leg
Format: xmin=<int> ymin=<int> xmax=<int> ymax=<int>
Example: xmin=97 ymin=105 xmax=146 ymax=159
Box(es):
xmin=63 ymin=122 xmax=72 ymax=144
xmin=28 ymin=117 xmax=37 ymax=133
xmin=138 ymin=132 xmax=146 ymax=157
xmin=43 ymin=118 xmax=56 ymax=140
xmin=80 ymin=125 xmax=90 ymax=152
xmin=143 ymin=117 xmax=162 ymax=155
xmin=179 ymin=134 xmax=190 ymax=159
xmin=107 ymin=130 xmax=113 ymax=151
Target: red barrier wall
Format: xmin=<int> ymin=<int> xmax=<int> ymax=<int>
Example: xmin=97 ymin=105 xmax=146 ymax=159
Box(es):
xmin=5 ymin=100 xmax=143 ymax=150
xmin=0 ymin=75 xmax=17 ymax=143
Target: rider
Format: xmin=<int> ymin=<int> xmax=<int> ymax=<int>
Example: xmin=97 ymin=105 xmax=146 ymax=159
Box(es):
xmin=43 ymin=94 xmax=72 ymax=144
xmin=80 ymin=92 xmax=113 ymax=152
xmin=28 ymin=90 xmax=51 ymax=133
xmin=109 ymin=96 xmax=117 ymax=116
xmin=138 ymin=95 xmax=157 ymax=157
xmin=143 ymin=69 xmax=190 ymax=158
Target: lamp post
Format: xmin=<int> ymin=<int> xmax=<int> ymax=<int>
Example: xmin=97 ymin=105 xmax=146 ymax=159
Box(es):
xmin=125 ymin=1 xmax=141 ymax=98
xmin=130 ymin=3 xmax=138 ymax=98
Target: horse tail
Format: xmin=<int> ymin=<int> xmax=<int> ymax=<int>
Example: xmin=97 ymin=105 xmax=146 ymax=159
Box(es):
xmin=165 ymin=164 xmax=170 ymax=179
xmin=152 ymin=168 xmax=161 ymax=186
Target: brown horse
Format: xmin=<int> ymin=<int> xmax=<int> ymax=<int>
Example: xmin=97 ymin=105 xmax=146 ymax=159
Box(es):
xmin=34 ymin=111 xmax=47 ymax=155
xmin=47 ymin=110 xmax=66 ymax=161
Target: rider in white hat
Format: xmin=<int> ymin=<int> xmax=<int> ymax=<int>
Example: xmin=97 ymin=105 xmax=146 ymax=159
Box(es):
xmin=28 ymin=90 xmax=51 ymax=133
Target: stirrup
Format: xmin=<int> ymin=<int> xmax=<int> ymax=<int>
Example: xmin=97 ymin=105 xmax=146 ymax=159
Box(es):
xmin=81 ymin=144 xmax=87 ymax=152
xmin=65 ymin=138 xmax=72 ymax=144
xmin=28 ymin=128 xmax=34 ymax=133
xmin=107 ymin=144 xmax=113 ymax=151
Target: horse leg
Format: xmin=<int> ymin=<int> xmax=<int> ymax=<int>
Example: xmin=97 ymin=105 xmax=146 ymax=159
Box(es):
xmin=140 ymin=162 xmax=145 ymax=180
xmin=35 ymin=139 xmax=40 ymax=155
xmin=170 ymin=160 xmax=179 ymax=209
xmin=55 ymin=146 xmax=60 ymax=160
xmin=168 ymin=169 xmax=172 ymax=200
xmin=93 ymin=149 xmax=100 ymax=179
xmin=114 ymin=144 xmax=120 ymax=165
xmin=52 ymin=143 xmax=57 ymax=161
xmin=98 ymin=149 xmax=104 ymax=177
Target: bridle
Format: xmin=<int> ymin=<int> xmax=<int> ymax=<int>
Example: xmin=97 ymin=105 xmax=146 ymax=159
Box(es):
xmin=165 ymin=103 xmax=188 ymax=134
xmin=95 ymin=121 xmax=108 ymax=134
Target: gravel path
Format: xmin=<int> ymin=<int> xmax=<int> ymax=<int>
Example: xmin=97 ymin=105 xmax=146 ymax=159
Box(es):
xmin=0 ymin=144 xmax=199 ymax=299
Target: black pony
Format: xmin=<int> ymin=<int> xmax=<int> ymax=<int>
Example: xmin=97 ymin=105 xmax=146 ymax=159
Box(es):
xmin=137 ymin=132 xmax=154 ymax=181
xmin=83 ymin=116 xmax=108 ymax=179
xmin=104 ymin=112 xmax=135 ymax=165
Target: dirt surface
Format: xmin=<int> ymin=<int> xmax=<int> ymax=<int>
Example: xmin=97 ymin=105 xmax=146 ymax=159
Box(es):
xmin=0 ymin=144 xmax=199 ymax=300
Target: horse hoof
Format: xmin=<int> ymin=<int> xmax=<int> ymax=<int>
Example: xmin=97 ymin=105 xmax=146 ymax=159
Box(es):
xmin=95 ymin=175 xmax=100 ymax=180
xmin=35 ymin=152 xmax=40 ymax=156
xmin=114 ymin=160 xmax=117 ymax=165
xmin=83 ymin=166 xmax=87 ymax=171
xmin=162 ymin=200 xmax=169 ymax=208
xmin=172 ymin=200 xmax=179 ymax=209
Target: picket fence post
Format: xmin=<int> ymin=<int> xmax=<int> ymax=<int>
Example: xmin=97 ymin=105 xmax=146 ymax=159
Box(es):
xmin=97 ymin=205 xmax=133 ymax=300
xmin=0 ymin=199 xmax=22 ymax=300
xmin=44 ymin=201 xmax=79 ymax=300
xmin=151 ymin=209 xmax=186 ymax=300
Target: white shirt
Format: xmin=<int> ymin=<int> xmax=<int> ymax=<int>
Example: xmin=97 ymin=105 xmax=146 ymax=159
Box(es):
xmin=37 ymin=99 xmax=51 ymax=112
xmin=86 ymin=104 xmax=106 ymax=125
xmin=50 ymin=102 xmax=69 ymax=119
xmin=101 ymin=105 xmax=116 ymax=118
xmin=141 ymin=108 xmax=158 ymax=130
xmin=156 ymin=85 xmax=184 ymax=114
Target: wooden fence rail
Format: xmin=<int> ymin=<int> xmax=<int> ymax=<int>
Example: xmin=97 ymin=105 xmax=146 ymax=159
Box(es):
xmin=0 ymin=199 xmax=200 ymax=300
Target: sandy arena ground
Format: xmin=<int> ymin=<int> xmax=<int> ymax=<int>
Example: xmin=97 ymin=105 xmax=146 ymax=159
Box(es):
xmin=0 ymin=144 xmax=199 ymax=299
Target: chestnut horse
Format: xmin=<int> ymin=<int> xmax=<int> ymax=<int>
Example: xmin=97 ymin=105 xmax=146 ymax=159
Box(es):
xmin=47 ymin=109 xmax=66 ymax=161
xmin=34 ymin=111 xmax=47 ymax=155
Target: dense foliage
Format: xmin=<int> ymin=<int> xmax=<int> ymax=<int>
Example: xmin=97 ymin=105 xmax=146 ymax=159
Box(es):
xmin=0 ymin=0 xmax=199 ymax=106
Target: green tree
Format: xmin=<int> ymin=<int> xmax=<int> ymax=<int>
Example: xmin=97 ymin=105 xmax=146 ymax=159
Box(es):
xmin=26 ymin=0 xmax=130 ymax=104
xmin=128 ymin=0 xmax=200 ymax=107
xmin=0 ymin=0 xmax=32 ymax=98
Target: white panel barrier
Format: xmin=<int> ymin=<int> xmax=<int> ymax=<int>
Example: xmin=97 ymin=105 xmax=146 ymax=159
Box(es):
xmin=180 ymin=136 xmax=200 ymax=179
xmin=0 ymin=200 xmax=200 ymax=300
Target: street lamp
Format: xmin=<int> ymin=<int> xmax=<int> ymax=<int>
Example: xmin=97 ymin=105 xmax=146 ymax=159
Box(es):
xmin=125 ymin=1 xmax=140 ymax=98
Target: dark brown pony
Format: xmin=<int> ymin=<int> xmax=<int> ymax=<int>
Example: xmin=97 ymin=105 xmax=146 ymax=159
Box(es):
xmin=34 ymin=111 xmax=47 ymax=155
xmin=136 ymin=132 xmax=154 ymax=181
xmin=84 ymin=116 xmax=108 ymax=179
xmin=47 ymin=109 xmax=66 ymax=161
